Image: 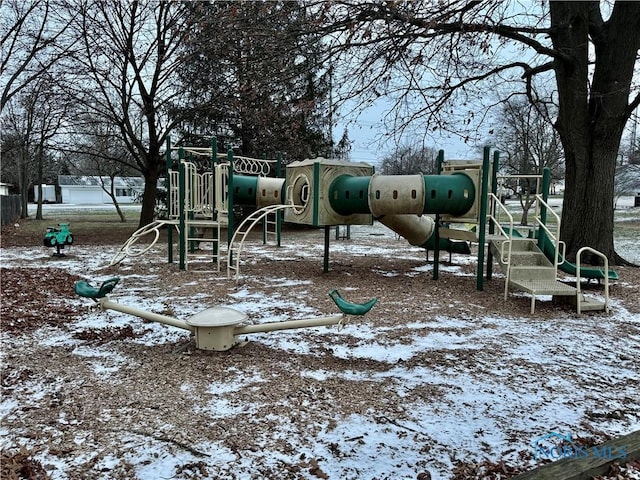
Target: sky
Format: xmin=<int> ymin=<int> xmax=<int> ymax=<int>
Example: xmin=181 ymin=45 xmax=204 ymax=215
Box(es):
xmin=334 ymin=100 xmax=476 ymax=170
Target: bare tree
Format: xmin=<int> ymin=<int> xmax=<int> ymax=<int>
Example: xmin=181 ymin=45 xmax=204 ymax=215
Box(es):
xmin=1 ymin=104 xmax=35 ymax=218
xmin=1 ymin=76 xmax=67 ymax=219
xmin=64 ymin=0 xmax=188 ymax=227
xmin=615 ymin=135 xmax=640 ymax=208
xmin=32 ymin=77 xmax=69 ymax=220
xmin=493 ymin=98 xmax=564 ymax=225
xmin=310 ymin=1 xmax=640 ymax=263
xmin=65 ymin=121 xmax=139 ymax=222
xmin=380 ymin=143 xmax=439 ymax=175
xmin=0 ymin=0 xmax=77 ymax=112
xmin=614 ymin=164 xmax=640 ymax=208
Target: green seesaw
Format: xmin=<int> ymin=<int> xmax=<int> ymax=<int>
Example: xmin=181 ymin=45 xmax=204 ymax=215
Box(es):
xmin=75 ymin=277 xmax=377 ymax=352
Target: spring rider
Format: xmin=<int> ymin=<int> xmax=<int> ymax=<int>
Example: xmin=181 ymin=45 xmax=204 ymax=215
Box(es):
xmin=43 ymin=223 xmax=74 ymax=256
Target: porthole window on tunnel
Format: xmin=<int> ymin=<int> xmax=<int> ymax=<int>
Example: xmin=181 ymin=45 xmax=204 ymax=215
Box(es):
xmin=290 ymin=174 xmax=310 ymax=215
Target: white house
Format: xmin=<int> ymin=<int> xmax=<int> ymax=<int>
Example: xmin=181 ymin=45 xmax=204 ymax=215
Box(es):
xmin=0 ymin=182 xmax=12 ymax=196
xmin=58 ymin=175 xmax=145 ymax=204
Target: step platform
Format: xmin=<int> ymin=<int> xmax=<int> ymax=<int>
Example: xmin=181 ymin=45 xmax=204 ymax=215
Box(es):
xmin=509 ymin=279 xmax=577 ymax=314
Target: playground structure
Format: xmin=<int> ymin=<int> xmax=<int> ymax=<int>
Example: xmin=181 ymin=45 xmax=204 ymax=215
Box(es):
xmin=109 ymin=138 xmax=281 ymax=269
xmin=111 ymin=140 xmax=615 ymax=315
xmin=43 ymin=223 xmax=73 ymax=257
xmin=74 ymin=277 xmax=377 ymax=351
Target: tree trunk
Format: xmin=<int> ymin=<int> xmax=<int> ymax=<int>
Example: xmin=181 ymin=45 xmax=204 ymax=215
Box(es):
xmin=19 ymin=148 xmax=29 ymax=219
xmin=36 ymin=146 xmax=44 ymax=220
xmin=549 ymin=2 xmax=640 ymax=264
xmin=139 ymin=167 xmax=160 ymax=228
xmin=102 ymin=176 xmax=127 ymax=223
xmin=36 ymin=184 xmax=44 ymax=220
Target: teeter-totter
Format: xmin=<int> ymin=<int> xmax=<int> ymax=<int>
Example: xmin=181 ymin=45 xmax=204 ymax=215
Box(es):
xmin=74 ymin=278 xmax=377 ymax=351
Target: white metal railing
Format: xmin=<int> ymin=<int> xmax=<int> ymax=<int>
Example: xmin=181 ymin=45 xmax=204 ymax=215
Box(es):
xmin=171 ymin=146 xmax=215 ymax=158
xmin=168 ymin=170 xmax=179 ymax=219
xmin=227 ymin=204 xmax=295 ymax=281
xmin=181 ymin=161 xmax=215 ymax=218
xmin=533 ymin=194 xmax=563 ymax=272
xmin=487 ymin=192 xmax=515 ymax=300
xmin=215 ymin=164 xmax=229 ymax=219
xmin=170 ymin=147 xmax=275 ymax=174
xmin=576 ymin=247 xmax=610 ymax=314
xmin=168 ymin=147 xmax=278 ymax=218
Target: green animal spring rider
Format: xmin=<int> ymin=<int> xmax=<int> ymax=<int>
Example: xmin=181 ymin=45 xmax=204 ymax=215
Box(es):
xmin=74 ymin=277 xmax=377 ymax=351
xmin=43 ymin=223 xmax=74 ymax=257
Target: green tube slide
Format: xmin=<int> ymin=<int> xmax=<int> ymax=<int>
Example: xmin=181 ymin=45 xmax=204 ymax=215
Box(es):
xmin=232 ymin=171 xmax=476 ymax=254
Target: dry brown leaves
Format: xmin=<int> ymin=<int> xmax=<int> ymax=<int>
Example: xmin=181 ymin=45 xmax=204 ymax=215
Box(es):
xmin=1 ymin=446 xmax=50 ymax=480
xmin=0 ymin=267 xmax=83 ymax=333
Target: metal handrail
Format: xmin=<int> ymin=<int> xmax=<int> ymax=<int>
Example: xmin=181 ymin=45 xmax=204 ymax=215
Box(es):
xmin=533 ymin=194 xmax=563 ymax=272
xmin=227 ymin=204 xmax=296 ymax=281
xmin=576 ymin=247 xmax=610 ymax=314
xmin=487 ymin=192 xmax=515 ymax=300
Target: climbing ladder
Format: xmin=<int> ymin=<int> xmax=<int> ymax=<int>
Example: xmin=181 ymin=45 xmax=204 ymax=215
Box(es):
xmin=263 ymin=210 xmax=279 ymax=244
xmin=183 ymin=218 xmax=222 ymax=271
xmin=227 ymin=204 xmax=295 ymax=281
xmin=487 ymin=193 xmax=609 ymax=314
xmin=178 ymin=161 xmax=222 ymax=271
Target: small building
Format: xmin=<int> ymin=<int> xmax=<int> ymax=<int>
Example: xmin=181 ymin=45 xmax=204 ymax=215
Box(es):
xmin=58 ymin=175 xmax=144 ymax=204
xmin=0 ymin=182 xmax=12 ymax=196
xmin=33 ymin=184 xmax=57 ymax=203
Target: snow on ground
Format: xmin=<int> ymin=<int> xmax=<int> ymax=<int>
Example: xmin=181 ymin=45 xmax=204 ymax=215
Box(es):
xmin=1 ymin=217 xmax=640 ymax=480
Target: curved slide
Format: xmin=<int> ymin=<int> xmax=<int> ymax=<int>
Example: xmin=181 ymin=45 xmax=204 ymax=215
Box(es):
xmin=539 ymin=238 xmax=619 ymax=280
xmin=424 ymin=233 xmax=471 ymax=254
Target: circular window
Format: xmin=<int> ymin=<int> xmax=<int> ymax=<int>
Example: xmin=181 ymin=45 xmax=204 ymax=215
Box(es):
xmin=289 ymin=174 xmax=310 ymax=215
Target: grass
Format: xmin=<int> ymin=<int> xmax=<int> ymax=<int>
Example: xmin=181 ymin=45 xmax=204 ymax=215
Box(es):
xmin=6 ymin=201 xmax=639 ymax=260
xmin=3 ymin=205 xmax=143 ymax=247
xmin=17 ymin=213 xmax=138 ymax=235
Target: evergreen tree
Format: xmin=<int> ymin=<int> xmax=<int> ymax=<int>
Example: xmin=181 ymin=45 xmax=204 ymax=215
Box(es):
xmin=176 ymin=1 xmax=332 ymax=162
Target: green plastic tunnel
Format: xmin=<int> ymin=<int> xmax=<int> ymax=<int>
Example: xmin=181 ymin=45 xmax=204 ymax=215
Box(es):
xmin=232 ymin=175 xmax=286 ymax=207
xmin=328 ymin=173 xmax=476 ymax=217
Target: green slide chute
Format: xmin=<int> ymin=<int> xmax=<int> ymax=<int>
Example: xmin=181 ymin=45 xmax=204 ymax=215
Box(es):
xmin=509 ymin=228 xmax=619 ymax=281
xmin=539 ymin=237 xmax=619 ymax=281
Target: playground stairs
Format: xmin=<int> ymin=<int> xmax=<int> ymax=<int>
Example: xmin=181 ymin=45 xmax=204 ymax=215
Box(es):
xmin=183 ymin=218 xmax=222 ymax=271
xmin=488 ymin=237 xmax=608 ymax=314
